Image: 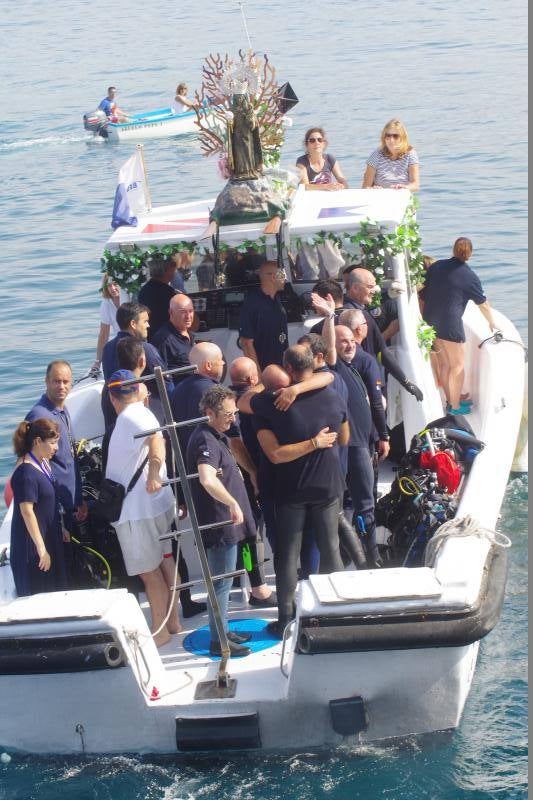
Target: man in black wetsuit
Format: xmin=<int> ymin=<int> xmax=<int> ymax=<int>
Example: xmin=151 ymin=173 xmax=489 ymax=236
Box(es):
xmin=343 ymin=268 xmax=423 ymax=401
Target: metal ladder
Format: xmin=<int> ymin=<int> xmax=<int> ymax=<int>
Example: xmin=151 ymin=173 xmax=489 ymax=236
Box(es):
xmin=124 ymin=364 xmax=245 ymax=699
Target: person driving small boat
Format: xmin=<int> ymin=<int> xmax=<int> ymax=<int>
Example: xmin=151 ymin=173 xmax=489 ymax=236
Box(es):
xmin=98 ymin=86 xmax=130 ymax=123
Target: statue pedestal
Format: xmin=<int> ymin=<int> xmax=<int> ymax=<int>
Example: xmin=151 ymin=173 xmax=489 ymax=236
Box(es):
xmin=211 ymin=176 xmax=288 ymax=227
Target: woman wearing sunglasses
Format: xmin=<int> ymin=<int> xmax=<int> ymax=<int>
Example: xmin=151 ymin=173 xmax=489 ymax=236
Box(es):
xmin=362 ymin=119 xmax=420 ymax=191
xmin=296 ymin=127 xmax=348 ymax=191
xmin=294 ymin=127 xmax=348 ymax=278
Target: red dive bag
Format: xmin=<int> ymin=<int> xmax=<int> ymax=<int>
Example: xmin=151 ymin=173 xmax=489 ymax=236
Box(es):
xmin=419 ymin=450 xmax=462 ymax=493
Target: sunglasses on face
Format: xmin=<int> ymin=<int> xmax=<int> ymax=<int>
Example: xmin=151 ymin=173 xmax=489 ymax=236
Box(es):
xmin=307 ymin=137 xmax=323 ymax=143
xmin=385 ymin=132 xmax=400 ymax=140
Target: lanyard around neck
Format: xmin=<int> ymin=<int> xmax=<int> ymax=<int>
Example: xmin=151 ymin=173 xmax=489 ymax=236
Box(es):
xmin=28 ymin=451 xmax=56 ymax=485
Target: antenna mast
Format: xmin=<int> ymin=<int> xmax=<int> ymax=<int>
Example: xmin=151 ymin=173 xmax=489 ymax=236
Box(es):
xmin=238 ymin=1 xmax=254 ymax=50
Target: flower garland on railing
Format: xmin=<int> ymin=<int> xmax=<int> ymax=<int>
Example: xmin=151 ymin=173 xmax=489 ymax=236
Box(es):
xmin=101 ymin=198 xmax=423 ymax=297
xmin=417 ymin=319 xmax=437 ymax=360
xmin=101 ymin=238 xmax=268 ymax=295
xmin=289 ymin=196 xmax=424 ymax=295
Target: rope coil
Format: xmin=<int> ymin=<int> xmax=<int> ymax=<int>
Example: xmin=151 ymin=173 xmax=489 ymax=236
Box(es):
xmin=424 ymin=514 xmax=511 ymax=567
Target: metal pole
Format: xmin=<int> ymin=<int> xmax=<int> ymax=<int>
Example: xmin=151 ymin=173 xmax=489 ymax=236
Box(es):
xmin=136 ymin=143 xmax=152 ymax=213
xmin=152 ymin=366 xmax=232 ymax=681
xmin=238 ymin=1 xmax=253 ymax=51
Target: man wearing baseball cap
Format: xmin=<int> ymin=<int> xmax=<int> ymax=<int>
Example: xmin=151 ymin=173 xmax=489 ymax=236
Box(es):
xmin=105 ymin=370 xmax=181 ymax=647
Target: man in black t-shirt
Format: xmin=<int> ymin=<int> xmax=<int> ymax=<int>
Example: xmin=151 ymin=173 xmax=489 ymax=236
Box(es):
xmin=313 ymin=292 xmax=384 ymax=567
xmin=138 ymin=254 xmax=177 ymax=341
xmin=251 ymin=345 xmax=349 ymax=637
xmin=239 ymin=260 xmax=288 ymax=373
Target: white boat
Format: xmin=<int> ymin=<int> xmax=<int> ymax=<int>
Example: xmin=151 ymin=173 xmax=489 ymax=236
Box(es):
xmin=0 ymin=187 xmax=527 ymax=756
xmin=83 ymin=105 xmax=207 ymax=142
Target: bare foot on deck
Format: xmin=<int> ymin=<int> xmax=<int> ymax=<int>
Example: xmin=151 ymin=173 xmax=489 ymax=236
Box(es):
xmin=153 ymin=627 xmax=172 ymax=648
xmin=166 ymin=606 xmax=182 ymax=634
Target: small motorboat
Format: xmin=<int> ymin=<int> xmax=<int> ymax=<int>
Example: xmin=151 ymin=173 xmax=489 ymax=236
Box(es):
xmin=83 ymin=105 xmax=209 ymax=142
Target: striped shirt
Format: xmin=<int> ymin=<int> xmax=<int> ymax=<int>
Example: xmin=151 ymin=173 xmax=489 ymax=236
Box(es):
xmin=366 ymin=148 xmax=419 ymax=187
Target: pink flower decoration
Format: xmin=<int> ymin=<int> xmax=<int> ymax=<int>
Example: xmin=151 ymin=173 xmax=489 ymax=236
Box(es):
xmin=217 ymin=152 xmax=230 ymax=180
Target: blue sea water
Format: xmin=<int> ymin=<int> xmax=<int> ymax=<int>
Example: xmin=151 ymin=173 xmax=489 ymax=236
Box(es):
xmin=0 ymin=0 xmax=527 ymax=797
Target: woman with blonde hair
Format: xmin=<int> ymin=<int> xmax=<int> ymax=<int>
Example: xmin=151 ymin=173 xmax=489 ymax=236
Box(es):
xmin=91 ymin=273 xmax=128 ymax=377
xmin=10 ymin=418 xmax=68 ymax=596
xmin=174 ymin=82 xmax=196 ymax=113
xmin=362 ymin=118 xmax=420 ymax=191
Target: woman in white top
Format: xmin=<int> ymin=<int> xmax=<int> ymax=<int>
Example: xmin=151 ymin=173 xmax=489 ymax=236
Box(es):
xmin=91 ymin=274 xmax=128 ymax=376
xmin=174 ymin=82 xmax=196 ymax=114
xmin=362 ymin=118 xmax=420 ymax=191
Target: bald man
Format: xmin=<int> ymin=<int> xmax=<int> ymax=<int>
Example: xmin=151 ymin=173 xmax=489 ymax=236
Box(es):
xmin=152 ymin=293 xmax=195 ymax=385
xmin=169 ymin=341 xmax=225 ymax=449
xmin=344 ymin=268 xmax=423 ymax=401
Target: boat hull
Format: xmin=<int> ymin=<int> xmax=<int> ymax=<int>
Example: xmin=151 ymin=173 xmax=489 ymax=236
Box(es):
xmin=101 ymin=107 xmax=202 ymax=142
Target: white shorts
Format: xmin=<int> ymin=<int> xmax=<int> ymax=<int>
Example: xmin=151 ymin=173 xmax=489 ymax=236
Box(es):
xmin=113 ymin=506 xmax=175 ymax=576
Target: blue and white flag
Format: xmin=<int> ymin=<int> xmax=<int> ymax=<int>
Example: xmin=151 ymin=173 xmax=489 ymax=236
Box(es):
xmin=111 ymin=150 xmax=147 ymax=229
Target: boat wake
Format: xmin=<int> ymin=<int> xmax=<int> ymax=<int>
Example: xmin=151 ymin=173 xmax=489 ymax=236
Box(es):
xmin=0 ymin=134 xmax=92 ymax=152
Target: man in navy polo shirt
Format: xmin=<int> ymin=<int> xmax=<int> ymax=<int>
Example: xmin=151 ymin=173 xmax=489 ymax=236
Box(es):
xmin=101 ymin=302 xmax=171 ymax=428
xmin=187 ymin=385 xmax=255 ymax=658
xmin=239 ymin=260 xmax=288 ymax=374
xmin=170 ymin=342 xmax=226 ymax=455
xmin=170 ymin=342 xmax=259 ymax=488
xmin=26 ymin=360 xmax=87 ymax=529
xmin=250 ymin=345 xmax=349 ymax=638
xmin=152 ymin=293 xmax=195 ymax=385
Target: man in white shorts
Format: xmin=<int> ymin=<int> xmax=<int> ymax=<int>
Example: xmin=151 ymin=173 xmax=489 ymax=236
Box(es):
xmin=105 ymin=369 xmax=181 ymax=647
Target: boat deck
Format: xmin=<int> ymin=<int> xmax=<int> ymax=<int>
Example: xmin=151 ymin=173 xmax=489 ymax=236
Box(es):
xmin=139 ymin=581 xmax=289 ymax=706
xmin=135 ymin=462 xmax=398 ymax=706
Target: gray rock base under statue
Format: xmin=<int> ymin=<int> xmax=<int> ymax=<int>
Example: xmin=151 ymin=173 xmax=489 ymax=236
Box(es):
xmin=210 ymin=177 xmax=288 ymax=226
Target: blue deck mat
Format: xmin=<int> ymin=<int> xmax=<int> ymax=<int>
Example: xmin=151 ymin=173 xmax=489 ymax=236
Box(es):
xmin=183 ymin=618 xmax=278 ymax=659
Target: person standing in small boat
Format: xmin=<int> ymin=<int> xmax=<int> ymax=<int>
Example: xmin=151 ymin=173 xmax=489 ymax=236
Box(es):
xmin=420 ymin=237 xmax=497 ymax=414
xmin=10 ymin=419 xmax=68 ymax=597
xmin=98 ymin=86 xmax=129 ymax=123
xmin=362 ymin=118 xmax=420 ymax=191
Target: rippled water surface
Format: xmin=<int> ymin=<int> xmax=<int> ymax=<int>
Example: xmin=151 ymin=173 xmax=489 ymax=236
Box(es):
xmin=0 ymin=0 xmax=527 ymax=797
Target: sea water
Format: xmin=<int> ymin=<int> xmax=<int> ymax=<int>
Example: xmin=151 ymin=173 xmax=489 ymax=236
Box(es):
xmin=0 ymin=0 xmax=527 ymax=797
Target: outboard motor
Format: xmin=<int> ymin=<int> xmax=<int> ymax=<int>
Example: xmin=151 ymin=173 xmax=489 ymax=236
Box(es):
xmin=83 ymin=109 xmax=109 ymax=138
